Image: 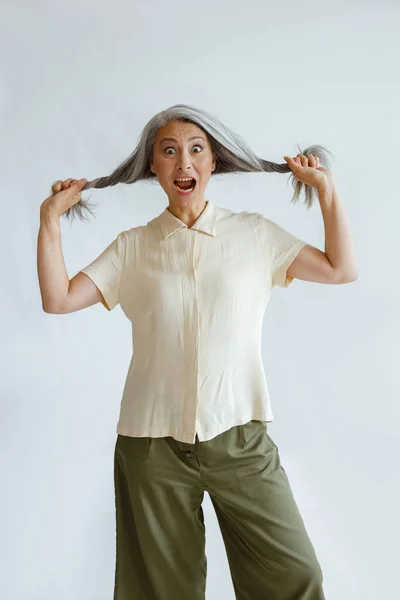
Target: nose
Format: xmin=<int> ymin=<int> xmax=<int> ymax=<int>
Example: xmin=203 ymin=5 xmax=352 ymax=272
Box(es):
xmin=176 ymin=150 xmax=193 ymax=171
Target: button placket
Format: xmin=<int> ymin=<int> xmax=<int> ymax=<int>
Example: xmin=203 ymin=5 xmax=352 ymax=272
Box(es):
xmin=182 ymin=228 xmax=200 ymax=436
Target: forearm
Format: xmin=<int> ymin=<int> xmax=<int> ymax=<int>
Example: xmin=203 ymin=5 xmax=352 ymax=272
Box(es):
xmin=317 ymin=181 xmax=358 ymax=281
xmin=37 ymin=205 xmax=70 ymax=312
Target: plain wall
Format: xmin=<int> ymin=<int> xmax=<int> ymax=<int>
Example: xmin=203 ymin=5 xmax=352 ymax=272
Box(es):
xmin=1 ymin=1 xmax=399 ymax=598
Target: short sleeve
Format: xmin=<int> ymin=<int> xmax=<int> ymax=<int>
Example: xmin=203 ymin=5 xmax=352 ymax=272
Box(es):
xmin=80 ymin=231 xmax=126 ymax=311
xmin=257 ymin=214 xmax=308 ymax=288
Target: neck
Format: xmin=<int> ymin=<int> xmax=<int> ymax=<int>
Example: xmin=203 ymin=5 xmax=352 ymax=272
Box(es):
xmin=167 ymin=199 xmax=208 ymax=229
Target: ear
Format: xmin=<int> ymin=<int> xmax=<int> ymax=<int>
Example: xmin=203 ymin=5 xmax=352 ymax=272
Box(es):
xmin=211 ymin=155 xmax=216 ymax=171
xmin=149 ymin=157 xmax=155 ymax=174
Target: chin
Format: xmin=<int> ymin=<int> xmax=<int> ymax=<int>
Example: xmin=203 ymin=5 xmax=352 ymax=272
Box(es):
xmin=168 ymin=187 xmax=204 ymax=204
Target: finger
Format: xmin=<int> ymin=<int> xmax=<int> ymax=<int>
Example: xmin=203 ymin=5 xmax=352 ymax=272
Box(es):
xmin=293 ymin=156 xmax=303 ymax=168
xmin=307 ymin=154 xmax=317 ymax=167
xmin=74 ymin=178 xmax=87 ymax=189
xmin=65 ymin=180 xmax=87 ymax=201
xmin=283 ymin=156 xmax=299 ymax=170
xmin=62 ymin=178 xmax=75 ymax=189
xmin=67 ymin=178 xmax=86 ymax=188
xmin=51 ymin=180 xmax=64 ymax=194
xmin=51 ymin=178 xmax=86 ymax=195
xmin=69 ymin=178 xmax=87 ymax=189
xmin=297 ymin=153 xmax=307 ymax=167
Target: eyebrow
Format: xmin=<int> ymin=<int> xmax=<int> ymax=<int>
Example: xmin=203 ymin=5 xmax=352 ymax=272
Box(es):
xmin=159 ymin=136 xmax=205 ymax=144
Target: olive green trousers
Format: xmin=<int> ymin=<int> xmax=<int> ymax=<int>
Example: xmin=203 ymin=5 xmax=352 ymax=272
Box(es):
xmin=113 ymin=420 xmax=325 ymax=599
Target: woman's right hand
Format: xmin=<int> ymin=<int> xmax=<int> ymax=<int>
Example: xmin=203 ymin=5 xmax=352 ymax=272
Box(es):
xmin=41 ymin=178 xmax=88 ymax=218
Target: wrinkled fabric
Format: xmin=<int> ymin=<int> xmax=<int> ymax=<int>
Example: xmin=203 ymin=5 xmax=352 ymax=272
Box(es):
xmin=81 ymin=201 xmax=308 ymax=443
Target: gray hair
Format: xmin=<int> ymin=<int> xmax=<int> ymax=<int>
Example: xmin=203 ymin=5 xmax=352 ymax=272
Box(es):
xmin=65 ymin=103 xmax=333 ymax=222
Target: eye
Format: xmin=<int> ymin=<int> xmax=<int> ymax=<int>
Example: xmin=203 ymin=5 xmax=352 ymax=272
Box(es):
xmin=163 ymin=144 xmax=203 ymax=155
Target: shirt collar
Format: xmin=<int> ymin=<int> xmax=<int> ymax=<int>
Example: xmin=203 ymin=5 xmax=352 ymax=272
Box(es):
xmin=155 ymin=200 xmax=217 ymax=240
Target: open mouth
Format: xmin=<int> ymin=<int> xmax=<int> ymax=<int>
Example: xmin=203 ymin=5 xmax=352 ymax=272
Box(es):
xmin=173 ymin=177 xmax=196 ymax=194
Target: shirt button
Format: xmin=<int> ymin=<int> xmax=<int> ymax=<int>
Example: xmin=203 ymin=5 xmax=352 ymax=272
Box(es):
xmin=185 ymin=451 xmax=194 ymax=458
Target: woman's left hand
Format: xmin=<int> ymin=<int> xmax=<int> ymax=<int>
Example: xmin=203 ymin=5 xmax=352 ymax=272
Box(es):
xmin=283 ymin=153 xmax=334 ymax=192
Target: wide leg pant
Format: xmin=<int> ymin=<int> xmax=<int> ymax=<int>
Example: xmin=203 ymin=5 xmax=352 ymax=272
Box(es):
xmin=113 ymin=420 xmax=326 ymax=600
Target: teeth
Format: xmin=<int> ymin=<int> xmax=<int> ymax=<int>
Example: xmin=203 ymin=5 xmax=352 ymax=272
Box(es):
xmin=175 ymin=177 xmax=194 ymax=182
xmin=173 ymin=182 xmax=195 ymax=192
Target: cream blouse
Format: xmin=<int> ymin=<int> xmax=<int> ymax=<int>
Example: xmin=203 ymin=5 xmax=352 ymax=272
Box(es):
xmin=80 ymin=200 xmax=308 ymax=443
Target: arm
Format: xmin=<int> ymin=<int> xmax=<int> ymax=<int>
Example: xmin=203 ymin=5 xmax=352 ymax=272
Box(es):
xmin=37 ymin=203 xmax=103 ymax=313
xmin=284 ymin=151 xmax=358 ymax=285
xmin=287 ymin=182 xmax=358 ymax=284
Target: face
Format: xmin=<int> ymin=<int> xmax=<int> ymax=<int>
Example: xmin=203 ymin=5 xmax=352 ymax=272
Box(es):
xmin=149 ymin=120 xmax=216 ymax=205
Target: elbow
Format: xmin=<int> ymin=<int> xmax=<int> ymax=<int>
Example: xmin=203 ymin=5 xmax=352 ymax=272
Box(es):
xmin=42 ymin=305 xmax=55 ymax=314
xmin=42 ymin=302 xmax=53 ymax=313
xmin=336 ymin=270 xmax=359 ymax=284
xmin=42 ymin=303 xmax=65 ymax=314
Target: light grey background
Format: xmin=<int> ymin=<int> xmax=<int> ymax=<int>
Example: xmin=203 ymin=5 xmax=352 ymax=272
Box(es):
xmin=1 ymin=1 xmax=399 ymax=598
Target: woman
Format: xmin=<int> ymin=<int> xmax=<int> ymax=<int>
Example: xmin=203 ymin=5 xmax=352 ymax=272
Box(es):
xmin=38 ymin=104 xmax=358 ymax=599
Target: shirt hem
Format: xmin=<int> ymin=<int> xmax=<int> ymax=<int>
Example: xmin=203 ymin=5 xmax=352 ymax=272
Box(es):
xmin=116 ymin=415 xmax=274 ymax=444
